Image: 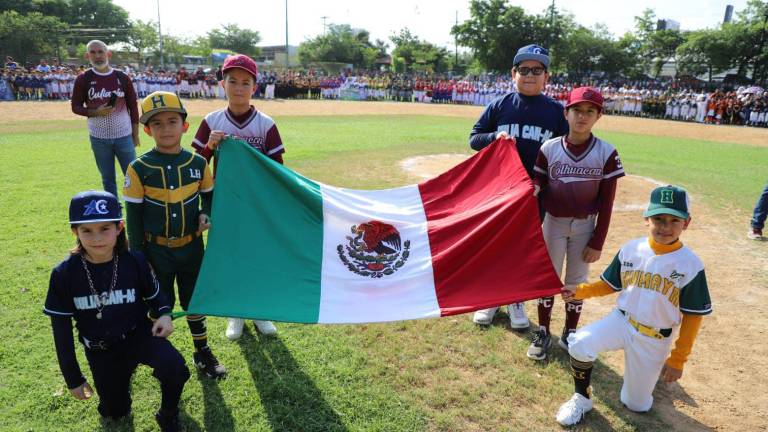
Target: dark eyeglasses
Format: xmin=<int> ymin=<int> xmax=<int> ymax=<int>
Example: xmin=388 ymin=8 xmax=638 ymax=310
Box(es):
xmin=516 ymin=66 xmax=546 ymax=76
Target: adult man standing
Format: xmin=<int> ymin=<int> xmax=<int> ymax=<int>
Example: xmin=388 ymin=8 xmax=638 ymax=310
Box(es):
xmin=469 ymin=44 xmax=568 ymax=330
xmin=71 ymin=40 xmax=140 ymax=197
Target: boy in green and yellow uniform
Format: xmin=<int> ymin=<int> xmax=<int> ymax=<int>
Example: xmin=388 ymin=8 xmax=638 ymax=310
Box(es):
xmin=123 ymin=91 xmax=226 ymax=379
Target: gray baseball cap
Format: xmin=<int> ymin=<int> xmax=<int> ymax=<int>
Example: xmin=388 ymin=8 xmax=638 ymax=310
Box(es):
xmin=513 ymin=44 xmax=550 ymax=69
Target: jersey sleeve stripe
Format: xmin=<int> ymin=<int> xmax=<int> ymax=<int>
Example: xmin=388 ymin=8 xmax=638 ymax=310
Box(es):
xmin=603 ymin=169 xmax=626 ymax=180
xmin=192 ymin=138 xmax=205 ymax=149
xmin=599 ymin=275 xmax=622 ymax=291
xmin=680 ymin=306 xmax=713 ymax=315
xmin=143 ymin=286 xmax=160 ymax=300
xmin=43 ymin=308 xmax=74 ymax=316
xmin=533 ymin=166 xmax=547 ymax=174
xmin=123 ymin=196 xmax=144 ymax=204
xmin=267 ymin=144 xmax=284 ymax=156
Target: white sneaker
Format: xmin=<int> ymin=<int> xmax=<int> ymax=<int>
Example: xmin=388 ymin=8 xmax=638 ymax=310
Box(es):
xmin=556 ymin=393 xmax=593 ymax=426
xmin=253 ymin=320 xmax=278 ymax=335
xmin=225 ymin=318 xmax=244 ymax=341
xmin=508 ymin=303 xmax=530 ymax=330
xmin=472 ymin=307 xmax=499 ymax=325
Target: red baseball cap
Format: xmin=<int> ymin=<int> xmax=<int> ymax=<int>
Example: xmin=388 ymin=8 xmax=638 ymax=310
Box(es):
xmin=566 ymin=87 xmax=604 ymax=110
xmin=222 ymin=54 xmax=258 ymax=79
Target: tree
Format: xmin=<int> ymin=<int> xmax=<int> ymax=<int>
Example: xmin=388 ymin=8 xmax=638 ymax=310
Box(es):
xmin=61 ymin=0 xmax=132 ymax=44
xmin=0 ymin=11 xmax=66 ymax=62
xmin=127 ymin=19 xmax=158 ymax=62
xmin=389 ymin=28 xmax=450 ymax=73
xmin=451 ymin=0 xmax=574 ymax=73
xmin=556 ymin=25 xmax=622 ymax=80
xmin=207 ymin=24 xmax=261 ymax=57
xmin=298 ymin=24 xmax=380 ymax=68
xmin=631 ymin=8 xmax=684 ymax=78
xmin=675 ymin=29 xmax=731 ymax=80
xmin=452 ymin=0 xmax=543 ymax=72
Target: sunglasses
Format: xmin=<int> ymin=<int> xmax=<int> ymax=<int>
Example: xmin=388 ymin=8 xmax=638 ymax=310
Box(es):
xmin=516 ymin=66 xmax=547 ymax=76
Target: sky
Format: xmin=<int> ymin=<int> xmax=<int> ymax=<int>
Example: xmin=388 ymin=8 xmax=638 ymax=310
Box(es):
xmin=113 ymin=0 xmax=750 ymax=49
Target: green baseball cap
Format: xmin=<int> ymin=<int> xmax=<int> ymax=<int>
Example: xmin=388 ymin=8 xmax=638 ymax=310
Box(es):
xmin=644 ymin=185 xmax=690 ymax=219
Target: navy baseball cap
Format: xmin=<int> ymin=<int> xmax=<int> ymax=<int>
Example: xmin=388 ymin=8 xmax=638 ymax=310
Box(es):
xmin=644 ymin=185 xmax=690 ymax=219
xmin=513 ymin=44 xmax=550 ymax=69
xmin=69 ymin=190 xmax=123 ymax=224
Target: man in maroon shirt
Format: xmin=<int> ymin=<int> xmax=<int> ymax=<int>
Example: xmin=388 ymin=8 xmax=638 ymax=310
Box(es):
xmin=71 ymin=40 xmax=140 ymax=197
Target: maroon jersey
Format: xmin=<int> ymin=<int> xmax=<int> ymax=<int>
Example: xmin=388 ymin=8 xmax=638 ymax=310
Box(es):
xmin=192 ymin=106 xmax=284 ymax=174
xmin=533 ymin=134 xmax=624 ymax=250
xmin=71 ymin=68 xmax=139 ymax=139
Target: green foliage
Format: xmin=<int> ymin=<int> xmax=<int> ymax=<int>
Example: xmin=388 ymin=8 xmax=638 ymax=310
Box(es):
xmin=127 ymin=19 xmax=158 ymax=60
xmin=451 ymin=0 xmax=545 ymax=73
xmin=390 ymin=28 xmax=450 ymax=73
xmin=0 ymin=10 xmax=66 ymax=62
xmin=206 ymin=23 xmax=261 ymax=58
xmin=298 ymin=24 xmax=381 ymax=69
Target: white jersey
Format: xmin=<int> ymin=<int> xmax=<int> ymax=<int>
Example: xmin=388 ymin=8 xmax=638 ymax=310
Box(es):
xmin=600 ymin=237 xmax=712 ymax=329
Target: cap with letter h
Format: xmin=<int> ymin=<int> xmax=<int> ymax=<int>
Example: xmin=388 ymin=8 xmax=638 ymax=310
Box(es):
xmin=140 ymin=91 xmax=187 ymax=125
xmin=69 ymin=190 xmax=122 ymax=224
xmin=644 ymin=185 xmax=690 ymax=219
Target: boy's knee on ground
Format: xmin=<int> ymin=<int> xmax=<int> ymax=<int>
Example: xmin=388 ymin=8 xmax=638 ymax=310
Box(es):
xmin=567 ymin=331 xmax=598 ymax=362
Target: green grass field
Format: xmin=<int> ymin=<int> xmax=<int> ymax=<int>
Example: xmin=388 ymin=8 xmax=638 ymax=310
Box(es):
xmin=1 ymin=110 xmax=766 ymax=431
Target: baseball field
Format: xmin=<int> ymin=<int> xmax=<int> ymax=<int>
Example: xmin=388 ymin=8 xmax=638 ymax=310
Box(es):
xmin=1 ymin=99 xmax=766 ymax=431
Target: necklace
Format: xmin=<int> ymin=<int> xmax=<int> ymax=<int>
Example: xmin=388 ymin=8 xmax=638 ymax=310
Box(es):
xmin=80 ymin=252 xmax=119 ymax=320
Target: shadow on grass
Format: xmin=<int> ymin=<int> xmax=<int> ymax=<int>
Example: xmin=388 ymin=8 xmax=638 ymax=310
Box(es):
xmin=192 ymin=369 xmax=236 ymax=432
xmin=238 ymin=325 xmax=348 ymax=432
xmin=484 ymin=310 xmax=715 ymax=432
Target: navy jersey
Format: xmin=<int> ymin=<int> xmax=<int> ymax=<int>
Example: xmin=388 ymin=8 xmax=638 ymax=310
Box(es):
xmin=470 ymin=92 xmax=568 ymax=177
xmin=44 ymin=250 xmax=171 ymax=342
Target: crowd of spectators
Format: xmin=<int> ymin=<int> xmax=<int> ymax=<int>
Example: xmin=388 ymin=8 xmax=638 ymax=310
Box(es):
xmin=3 ymin=56 xmax=766 ymax=127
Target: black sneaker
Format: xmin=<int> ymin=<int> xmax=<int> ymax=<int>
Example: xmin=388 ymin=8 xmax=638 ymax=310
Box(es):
xmin=193 ymin=346 xmax=227 ymax=379
xmin=526 ymin=329 xmax=551 ymax=361
xmin=155 ymin=410 xmax=181 ymax=432
xmin=559 ymin=329 xmax=575 ymax=351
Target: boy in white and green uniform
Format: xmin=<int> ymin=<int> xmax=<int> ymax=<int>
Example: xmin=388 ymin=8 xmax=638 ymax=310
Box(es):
xmin=556 ymin=185 xmax=712 ymax=426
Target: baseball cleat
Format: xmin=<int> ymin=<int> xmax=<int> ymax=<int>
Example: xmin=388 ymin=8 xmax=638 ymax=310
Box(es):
xmin=508 ymin=302 xmax=530 ymax=330
xmin=225 ymin=318 xmax=245 ymax=341
xmin=559 ymin=329 xmax=575 ymax=351
xmin=748 ymin=229 xmax=765 ymax=241
xmin=556 ymin=392 xmax=593 ymax=426
xmin=194 ymin=346 xmax=227 ymax=379
xmin=472 ymin=307 xmax=499 ymax=325
xmin=527 ymin=329 xmax=551 ymax=360
xmin=254 ymin=320 xmax=278 ymax=335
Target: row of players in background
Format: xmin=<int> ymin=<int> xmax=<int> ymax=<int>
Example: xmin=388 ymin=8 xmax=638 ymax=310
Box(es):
xmin=546 ymin=84 xmax=768 ymax=126
xmin=0 ymin=68 xmax=77 ymax=100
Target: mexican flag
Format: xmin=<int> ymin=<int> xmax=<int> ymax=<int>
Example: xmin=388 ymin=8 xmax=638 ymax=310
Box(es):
xmin=188 ymin=137 xmax=561 ymax=324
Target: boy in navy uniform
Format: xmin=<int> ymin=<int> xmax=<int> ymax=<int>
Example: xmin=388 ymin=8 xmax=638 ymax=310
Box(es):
xmin=470 ymin=44 xmax=569 ymax=329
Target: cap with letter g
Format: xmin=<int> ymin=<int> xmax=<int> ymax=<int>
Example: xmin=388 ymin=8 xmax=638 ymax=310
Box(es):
xmin=644 ymin=185 xmax=690 ymax=219
xmin=140 ymin=91 xmax=187 ymax=124
xmin=513 ymin=44 xmax=550 ymax=68
xmin=69 ymin=190 xmax=122 ymax=224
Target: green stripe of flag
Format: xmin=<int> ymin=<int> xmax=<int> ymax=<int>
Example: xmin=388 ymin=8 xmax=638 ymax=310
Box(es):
xmin=189 ymin=138 xmax=324 ymax=323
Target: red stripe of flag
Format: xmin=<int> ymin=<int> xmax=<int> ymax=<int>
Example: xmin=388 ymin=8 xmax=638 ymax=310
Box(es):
xmin=418 ymin=139 xmax=563 ymax=316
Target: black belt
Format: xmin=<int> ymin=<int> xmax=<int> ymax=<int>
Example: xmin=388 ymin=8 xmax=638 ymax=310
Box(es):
xmin=80 ymin=325 xmax=138 ymax=351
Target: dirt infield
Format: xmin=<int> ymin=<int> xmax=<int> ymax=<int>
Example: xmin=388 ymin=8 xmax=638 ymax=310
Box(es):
xmin=3 ymin=99 xmax=767 ymax=147
xmin=402 ymin=156 xmax=768 ymax=431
